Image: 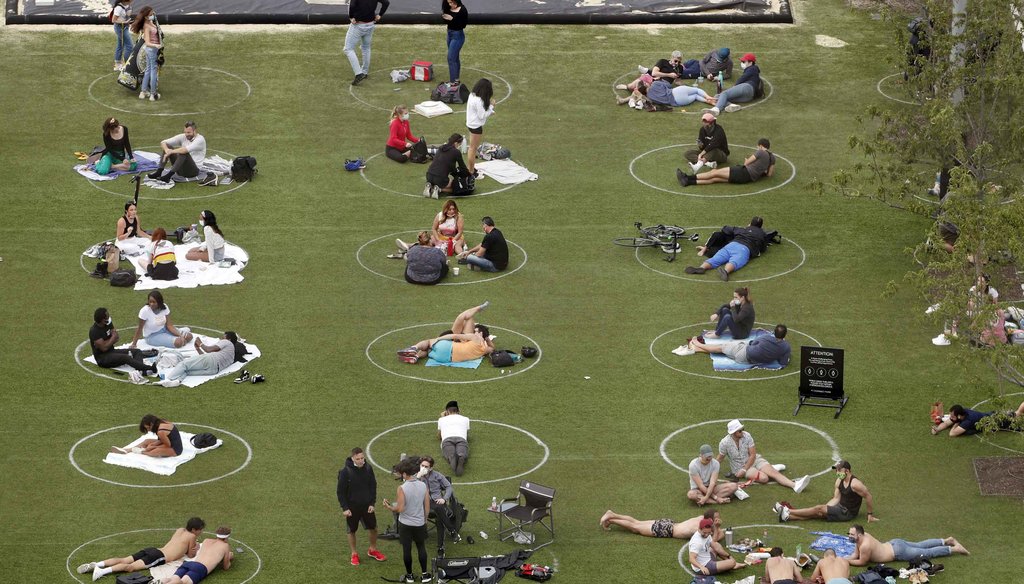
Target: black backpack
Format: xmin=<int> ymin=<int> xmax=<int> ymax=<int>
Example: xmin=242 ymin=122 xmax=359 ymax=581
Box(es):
xmin=409 ymin=138 xmax=429 ymax=164
xmin=451 ymin=174 xmax=475 ymax=197
xmin=431 ymin=82 xmax=470 ymax=104
xmin=190 ymin=433 xmax=217 ymax=448
xmin=754 ymin=78 xmax=766 ymax=99
xmin=116 ymin=574 xmax=153 ymax=584
xmin=109 ymin=269 xmax=137 ymax=287
xmin=231 ymin=156 xmax=257 ymax=181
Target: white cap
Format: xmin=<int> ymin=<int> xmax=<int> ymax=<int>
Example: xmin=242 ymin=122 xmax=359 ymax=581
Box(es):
xmin=727 ymin=419 xmax=744 ymax=434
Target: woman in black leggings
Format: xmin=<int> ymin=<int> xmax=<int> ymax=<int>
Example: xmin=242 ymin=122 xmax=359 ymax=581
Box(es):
xmin=383 ymin=459 xmax=432 ymax=583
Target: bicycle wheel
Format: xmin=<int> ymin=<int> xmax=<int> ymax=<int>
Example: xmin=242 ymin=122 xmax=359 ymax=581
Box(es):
xmin=613 ymin=237 xmax=660 ymax=248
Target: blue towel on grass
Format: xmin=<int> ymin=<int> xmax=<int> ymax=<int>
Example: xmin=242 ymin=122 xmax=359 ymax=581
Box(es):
xmin=705 ymin=328 xmax=784 ymax=371
xmin=426 ymin=357 xmax=484 ymax=369
xmin=810 ymin=531 xmax=856 ymax=557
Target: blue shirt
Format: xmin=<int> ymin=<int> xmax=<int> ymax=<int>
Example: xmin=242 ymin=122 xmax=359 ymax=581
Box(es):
xmin=746 ymin=336 xmax=790 ymax=367
xmin=735 ymin=64 xmax=760 ymax=89
xmin=957 ymin=409 xmax=992 ymax=435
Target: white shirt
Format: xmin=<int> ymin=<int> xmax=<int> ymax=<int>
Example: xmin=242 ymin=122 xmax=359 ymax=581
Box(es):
xmin=138 ymin=304 xmax=170 ymax=337
xmin=688 ymin=531 xmax=713 ymax=568
xmin=465 ymin=94 xmax=494 ymax=129
xmin=210 ymin=338 xmax=236 ymax=370
xmin=201 ymin=225 xmax=225 ymax=253
xmin=164 ymin=133 xmax=207 ymax=165
xmin=438 ymin=413 xmax=470 ymax=441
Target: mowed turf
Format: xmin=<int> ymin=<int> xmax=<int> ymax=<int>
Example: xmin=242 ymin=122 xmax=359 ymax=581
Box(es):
xmin=1 ymin=1 xmax=1022 ymax=581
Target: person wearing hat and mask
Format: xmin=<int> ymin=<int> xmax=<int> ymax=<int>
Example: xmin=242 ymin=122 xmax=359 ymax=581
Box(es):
xmin=684 ymin=112 xmax=730 ymax=172
xmin=689 ymin=516 xmax=746 ymax=577
xmin=717 ymin=420 xmax=810 ymax=493
xmin=774 ymin=460 xmax=878 ymax=523
xmin=700 ymin=47 xmax=734 ymax=81
xmin=703 ymin=52 xmax=761 ymax=116
xmin=688 ymin=444 xmax=739 ymax=505
xmin=438 ymin=400 xmax=470 ymax=476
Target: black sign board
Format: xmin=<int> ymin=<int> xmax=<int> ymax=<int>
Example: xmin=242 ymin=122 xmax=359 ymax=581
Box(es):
xmin=799 ymin=346 xmax=844 ymax=398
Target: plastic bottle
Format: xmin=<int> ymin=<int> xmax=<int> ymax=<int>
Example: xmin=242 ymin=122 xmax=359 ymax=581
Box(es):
xmin=490 ymin=497 xmax=498 ymax=511
xmin=716 ymin=71 xmax=723 ymax=94
xmin=479 ymin=531 xmax=489 ymax=540
xmin=725 ymin=527 xmax=733 ymax=548
xmin=762 ymin=528 xmax=771 ymax=547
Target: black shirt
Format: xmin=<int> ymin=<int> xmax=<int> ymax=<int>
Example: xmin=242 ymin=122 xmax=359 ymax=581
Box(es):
xmin=89 ymin=322 xmax=114 ymax=360
xmin=723 ymin=225 xmax=767 ymax=255
xmin=102 ymin=126 xmax=133 ymax=159
xmin=349 ymin=0 xmax=389 ymax=22
xmin=481 ymin=227 xmax=509 ymax=270
xmin=428 ymin=144 xmax=468 ymax=178
xmin=443 ymin=1 xmax=468 ymax=31
xmin=696 ymin=123 xmax=729 ymax=156
xmin=651 ymin=58 xmax=682 ymax=80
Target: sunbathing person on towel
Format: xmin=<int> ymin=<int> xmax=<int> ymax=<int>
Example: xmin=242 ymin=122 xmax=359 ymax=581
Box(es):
xmin=160 ymin=526 xmax=234 ymax=584
xmin=77 ymin=517 xmax=205 ymax=581
xmin=90 ymin=307 xmax=159 ymax=376
xmin=689 ymin=324 xmax=791 ymax=368
xmin=158 ymin=333 xmax=242 ymax=385
xmin=398 ymin=302 xmax=494 ymax=364
xmin=111 ymin=414 xmax=183 ymax=457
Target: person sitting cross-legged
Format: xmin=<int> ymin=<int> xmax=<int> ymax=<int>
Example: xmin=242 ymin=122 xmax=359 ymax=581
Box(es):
xmin=688 ymin=444 xmax=739 ymax=505
xmin=684 ymin=112 xmax=729 ymax=172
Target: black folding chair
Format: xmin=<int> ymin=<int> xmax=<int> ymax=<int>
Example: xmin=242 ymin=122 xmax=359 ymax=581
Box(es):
xmin=496 ymin=480 xmax=555 ymax=549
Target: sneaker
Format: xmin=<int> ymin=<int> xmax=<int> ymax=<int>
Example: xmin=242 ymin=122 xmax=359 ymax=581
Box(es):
xmin=793 ymin=475 xmax=810 ymax=494
xmin=773 ymin=464 xmax=787 ymax=472
xmin=724 ymin=103 xmax=742 ymax=113
xmin=93 ymin=565 xmax=106 ymax=581
xmin=402 ymin=575 xmax=415 ymax=583
xmin=367 ymin=549 xmax=387 ymax=562
xmin=423 ymin=182 xmax=433 ymax=198
xmin=430 ymin=184 xmax=441 ymax=199
xmin=147 ymin=169 xmax=164 ymax=180
xmin=250 ymin=374 xmax=266 ymax=384
xmin=397 ymin=347 xmax=418 ymax=356
xmin=932 ymin=333 xmax=951 ymax=346
xmin=615 ymin=84 xmax=628 ymax=90
xmin=352 ymin=73 xmax=367 ymax=86
xmin=779 ymin=506 xmax=791 ymax=522
xmin=661 ymin=243 xmax=681 ymax=254
xmin=150 ymin=93 xmax=160 ymax=101
xmin=716 ymin=266 xmax=730 ymax=281
xmin=351 ymin=553 xmax=360 ymax=566
xmin=772 ymin=502 xmax=784 ymax=514
xmin=633 ymin=99 xmax=643 ymax=110
xmin=234 ymin=370 xmax=250 ymax=384
xmin=139 ymin=91 xmax=149 ymax=99
xmin=627 ymin=97 xmax=637 ymax=108
xmin=690 ymin=161 xmax=703 ymax=173
xmin=77 ymin=563 xmax=96 ymax=574
xmin=157 ymin=172 xmax=173 ymax=184
xmin=396 ymin=239 xmax=410 ymax=251
xmin=421 ymin=572 xmax=433 ymax=583
xmin=689 ymin=233 xmax=701 ymax=241
xmin=684 ymin=266 xmax=706 ymax=274
xmin=675 ymin=168 xmax=689 ymax=187
xmin=386 ymin=252 xmax=406 ymax=259
xmin=706 ymin=161 xmax=717 ymax=169
xmin=398 ymin=354 xmax=419 ymax=364
xmin=638 ymin=65 xmax=649 ymax=74
xmin=672 ymin=346 xmax=696 ymax=356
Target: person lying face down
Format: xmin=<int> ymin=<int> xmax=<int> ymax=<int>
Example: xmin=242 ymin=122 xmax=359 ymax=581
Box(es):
xmin=684 ymin=215 xmax=770 ymax=282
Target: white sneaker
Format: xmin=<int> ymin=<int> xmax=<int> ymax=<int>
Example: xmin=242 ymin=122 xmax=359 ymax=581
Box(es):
xmin=772 ymin=502 xmax=784 ymax=514
xmin=396 ymin=238 xmax=410 ymax=251
xmin=431 ymin=185 xmax=440 ymax=199
xmin=672 ymin=346 xmax=696 ymax=356
xmin=925 ymin=303 xmax=940 ymax=315
xmin=724 ymin=103 xmax=742 ymax=113
xmin=159 ymin=378 xmax=181 ymax=388
xmin=779 ymin=506 xmax=791 ymax=521
xmin=627 ymin=97 xmax=637 ymax=108
xmin=615 ymin=84 xmax=628 ymax=90
xmin=634 ymin=100 xmax=643 ymax=110
xmin=139 ymin=91 xmax=149 ymax=99
xmin=77 ymin=563 xmax=96 ymax=574
xmin=706 ymin=161 xmax=717 ymax=169
xmin=638 ymin=65 xmax=649 ymax=74
xmin=932 ymin=333 xmax=951 ymax=346
xmin=423 ymin=182 xmax=432 ymax=198
xmin=793 ymin=475 xmax=810 ymax=493
xmin=93 ymin=565 xmax=105 ymax=581
xmin=772 ymin=463 xmax=786 ymax=472
xmin=149 ymin=93 xmax=159 ymax=101
xmin=690 ymin=161 xmax=703 ymax=173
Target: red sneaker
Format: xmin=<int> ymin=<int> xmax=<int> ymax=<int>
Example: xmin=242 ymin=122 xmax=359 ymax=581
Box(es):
xmin=351 ymin=552 xmax=360 ymax=566
xmin=367 ymin=549 xmax=387 ymax=562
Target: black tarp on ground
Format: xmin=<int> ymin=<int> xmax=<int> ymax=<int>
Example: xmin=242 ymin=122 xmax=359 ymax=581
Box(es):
xmin=8 ymin=0 xmax=793 ymax=25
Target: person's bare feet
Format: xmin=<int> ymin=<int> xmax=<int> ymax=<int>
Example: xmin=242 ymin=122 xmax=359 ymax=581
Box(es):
xmin=599 ymin=510 xmax=613 ymax=530
xmin=950 ymin=540 xmax=969 ymax=555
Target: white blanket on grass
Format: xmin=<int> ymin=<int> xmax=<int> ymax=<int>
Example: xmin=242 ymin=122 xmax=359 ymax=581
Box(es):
xmin=74 ymin=150 xmax=162 ymax=181
xmin=75 ymin=153 xmax=234 ymax=185
xmin=414 ymin=100 xmax=454 ymax=118
xmin=103 ymin=430 xmax=224 ymax=476
xmin=84 ymin=334 xmax=261 ymax=388
xmin=151 ymin=560 xmax=184 ymax=580
xmin=475 ymin=159 xmax=538 ymax=184
xmin=127 ymin=240 xmax=249 ymax=290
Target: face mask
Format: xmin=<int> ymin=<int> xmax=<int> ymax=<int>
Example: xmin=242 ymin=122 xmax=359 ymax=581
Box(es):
xmin=741 ymin=62 xmax=750 ymax=70
xmin=417 ymin=466 xmax=430 ymax=478
xmin=106 ymin=317 xmax=113 ymax=326
xmin=149 ymin=14 xmax=156 ymax=21
xmin=401 ymin=113 xmax=410 ymax=121
xmin=199 ymin=220 xmax=205 ymax=227
xmin=848 ymin=536 xmax=857 ymax=543
xmin=836 ymin=472 xmax=845 ymax=479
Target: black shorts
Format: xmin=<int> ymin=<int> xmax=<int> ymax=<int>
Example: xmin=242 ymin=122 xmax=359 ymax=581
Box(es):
xmin=131 ymin=547 xmax=166 ymax=568
xmin=467 ymin=126 xmax=483 ymax=135
xmin=825 ymin=504 xmax=858 ymax=522
xmin=346 ymin=506 xmax=378 ymax=533
xmin=728 ymin=165 xmax=753 ymax=184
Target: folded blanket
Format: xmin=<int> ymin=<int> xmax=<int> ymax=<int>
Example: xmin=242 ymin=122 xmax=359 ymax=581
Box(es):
xmin=74 ymin=150 xmax=161 ymax=181
xmin=426 ymin=357 xmax=484 ymax=369
xmin=703 ymin=328 xmax=785 ymax=371
xmin=475 ymin=159 xmax=539 ymax=185
xmin=129 ymin=241 xmax=249 ymax=290
xmin=414 ymin=100 xmax=454 ymax=118
xmin=84 ymin=334 xmax=261 ymax=388
xmin=810 ymin=532 xmax=856 ymax=557
xmin=103 ymin=430 xmax=223 ymax=476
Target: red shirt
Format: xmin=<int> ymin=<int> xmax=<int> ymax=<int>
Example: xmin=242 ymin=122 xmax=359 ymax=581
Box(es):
xmin=387 ymin=118 xmax=419 ymax=150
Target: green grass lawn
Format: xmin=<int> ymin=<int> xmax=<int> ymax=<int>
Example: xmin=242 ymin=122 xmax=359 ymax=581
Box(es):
xmin=2 ymin=1 xmax=1023 ymax=581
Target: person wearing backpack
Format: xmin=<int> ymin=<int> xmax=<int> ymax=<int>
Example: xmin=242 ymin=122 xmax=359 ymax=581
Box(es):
xmin=111 ymin=0 xmax=135 ymax=71
xmin=703 ymin=53 xmax=760 ymax=116
xmin=442 ymin=0 xmax=468 ymax=86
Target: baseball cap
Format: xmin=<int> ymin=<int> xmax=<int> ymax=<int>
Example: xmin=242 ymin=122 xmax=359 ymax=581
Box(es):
xmin=718 ymin=48 xmax=730 ymax=59
xmin=699 ymin=518 xmax=714 ymax=529
xmin=832 ymin=460 xmax=851 ymax=471
xmin=727 ymin=419 xmax=744 ymax=434
xmin=671 ymin=50 xmax=682 ymax=59
xmin=699 ymin=444 xmax=714 ymax=457
xmin=701 ymin=112 xmax=717 ymax=123
xmin=741 ymin=52 xmax=756 ymax=63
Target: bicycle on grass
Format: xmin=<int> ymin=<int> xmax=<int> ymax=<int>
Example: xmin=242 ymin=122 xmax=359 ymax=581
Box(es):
xmin=612 ymin=222 xmax=699 ymax=262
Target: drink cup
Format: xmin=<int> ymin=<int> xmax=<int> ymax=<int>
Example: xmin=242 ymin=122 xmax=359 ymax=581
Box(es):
xmin=453 ymin=267 xmax=460 ymax=276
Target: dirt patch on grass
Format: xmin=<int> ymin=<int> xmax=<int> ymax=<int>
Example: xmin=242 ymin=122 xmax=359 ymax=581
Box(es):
xmin=973 ymin=456 xmax=1024 ymax=497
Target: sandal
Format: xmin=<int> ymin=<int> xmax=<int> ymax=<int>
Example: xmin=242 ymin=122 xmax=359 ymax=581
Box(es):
xmin=386 ymin=252 xmax=406 ymax=259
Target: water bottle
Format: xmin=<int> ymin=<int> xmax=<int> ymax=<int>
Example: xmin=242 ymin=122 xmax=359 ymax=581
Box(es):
xmin=490 ymin=497 xmax=498 ymax=511
xmin=725 ymin=527 xmax=733 ymax=548
xmin=762 ymin=528 xmax=771 ymax=547
xmin=716 ymin=71 xmax=723 ymax=95
xmin=400 ymin=452 xmax=407 ymax=461
xmin=479 ymin=531 xmax=488 ymax=540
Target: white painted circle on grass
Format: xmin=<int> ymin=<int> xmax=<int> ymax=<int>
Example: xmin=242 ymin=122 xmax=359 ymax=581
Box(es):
xmin=355 ymin=230 xmax=527 ymax=285
xmin=650 ymin=323 xmax=823 ymax=382
xmin=66 ymin=528 xmax=261 ymax=583
xmin=75 ymin=325 xmax=229 ymax=385
xmin=971 ymin=391 xmax=1024 ymax=454
xmin=630 ymin=144 xmax=796 ymax=198
xmin=660 ymin=418 xmax=840 ymax=477
xmin=365 ymin=419 xmax=549 ymax=486
xmin=358 ymin=152 xmax=523 ymax=199
xmin=610 ymin=72 xmax=775 ymax=114
xmin=68 ymin=423 xmax=253 ymax=488
xmin=79 ymin=241 xmax=250 ymax=275
xmin=876 ymin=72 xmax=923 ymax=106
xmin=628 ymin=225 xmax=806 ymax=283
xmin=87 ymin=65 xmax=253 ymax=116
xmin=349 ymin=65 xmax=512 ymax=112
xmin=82 ymin=146 xmax=250 ymax=202
xmin=677 ymin=524 xmax=805 ymax=575
xmin=365 ymin=322 xmax=542 ymax=384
